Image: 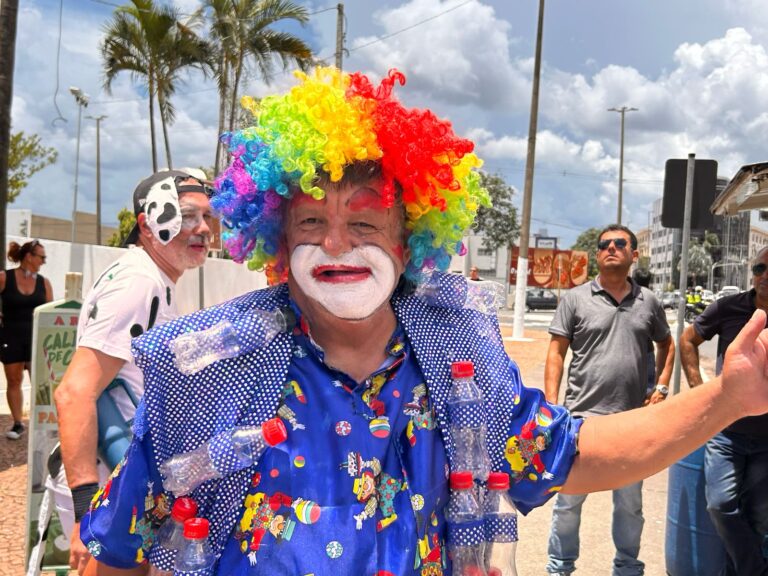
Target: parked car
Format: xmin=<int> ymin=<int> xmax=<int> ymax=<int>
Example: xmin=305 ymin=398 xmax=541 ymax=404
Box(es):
xmin=701 ymin=289 xmax=715 ymax=304
xmin=716 ymin=285 xmax=740 ymax=300
xmin=525 ymin=288 xmax=559 ymax=311
xmin=662 ymin=291 xmax=682 ymax=310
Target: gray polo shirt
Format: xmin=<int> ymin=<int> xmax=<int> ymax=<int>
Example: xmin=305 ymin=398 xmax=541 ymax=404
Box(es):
xmin=549 ymin=277 xmax=670 ymax=418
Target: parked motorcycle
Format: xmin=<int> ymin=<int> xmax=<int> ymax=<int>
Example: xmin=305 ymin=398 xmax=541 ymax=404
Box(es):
xmin=684 ymin=302 xmax=707 ymax=323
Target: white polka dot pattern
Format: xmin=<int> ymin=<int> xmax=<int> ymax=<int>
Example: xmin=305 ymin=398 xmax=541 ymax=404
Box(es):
xmin=446 ymin=520 xmax=485 ymax=547
xmin=132 ymin=285 xmax=293 ymax=561
xmin=484 ymin=515 xmax=519 ymax=542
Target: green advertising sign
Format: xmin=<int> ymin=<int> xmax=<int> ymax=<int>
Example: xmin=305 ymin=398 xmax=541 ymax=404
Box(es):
xmin=25 ymin=300 xmax=81 ymax=575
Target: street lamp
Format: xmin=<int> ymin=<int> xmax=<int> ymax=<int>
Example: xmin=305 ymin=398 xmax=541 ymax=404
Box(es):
xmin=86 ymin=114 xmax=106 ymax=244
xmin=69 ymin=86 xmax=89 ymax=244
xmin=608 ymin=106 xmax=638 ymax=225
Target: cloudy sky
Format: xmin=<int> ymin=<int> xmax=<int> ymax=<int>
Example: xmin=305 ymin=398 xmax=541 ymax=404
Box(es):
xmin=11 ymin=0 xmax=768 ymax=246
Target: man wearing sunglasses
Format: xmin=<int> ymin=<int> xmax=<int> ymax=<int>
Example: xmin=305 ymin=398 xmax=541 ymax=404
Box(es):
xmin=54 ymin=168 xmax=214 ymax=574
xmin=680 ymin=248 xmax=768 ymax=575
xmin=544 ymin=224 xmax=674 ymax=576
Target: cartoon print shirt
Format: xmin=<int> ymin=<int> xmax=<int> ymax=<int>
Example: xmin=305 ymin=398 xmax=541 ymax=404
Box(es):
xmin=77 ymin=247 xmax=177 ymax=420
xmin=81 ymin=311 xmax=581 ymax=574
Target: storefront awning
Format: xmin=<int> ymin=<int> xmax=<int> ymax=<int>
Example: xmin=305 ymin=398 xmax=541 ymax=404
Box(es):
xmin=711 ymin=161 xmax=768 ymax=215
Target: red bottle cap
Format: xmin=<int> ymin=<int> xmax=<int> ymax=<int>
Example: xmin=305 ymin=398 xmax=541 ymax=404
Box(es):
xmin=170 ymin=497 xmax=198 ymax=522
xmin=262 ymin=417 xmax=288 ymax=446
xmin=487 ymin=472 xmax=510 ymax=490
xmin=451 ymin=361 xmax=474 ymax=379
xmin=449 ymin=471 xmax=474 ymax=490
xmin=183 ymin=517 xmax=209 ymax=539
xmin=488 ymin=569 xmax=503 ymax=576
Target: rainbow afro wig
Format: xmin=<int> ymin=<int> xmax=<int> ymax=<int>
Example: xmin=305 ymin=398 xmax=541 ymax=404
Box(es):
xmin=212 ymin=66 xmax=490 ymax=285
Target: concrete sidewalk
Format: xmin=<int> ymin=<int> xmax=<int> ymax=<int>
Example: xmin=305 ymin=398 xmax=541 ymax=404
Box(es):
xmin=0 ymin=324 xmax=713 ymax=575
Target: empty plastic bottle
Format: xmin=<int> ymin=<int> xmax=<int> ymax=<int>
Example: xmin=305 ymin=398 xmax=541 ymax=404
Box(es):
xmin=170 ymin=307 xmax=296 ymax=375
xmin=483 ymin=472 xmax=518 ymax=576
xmin=445 ymin=471 xmax=487 ymax=576
xmin=447 ymin=361 xmax=490 ymax=480
xmin=174 ymin=518 xmax=215 ymax=573
xmin=157 ymin=497 xmax=199 ymax=552
xmin=414 ymin=272 xmax=505 ymax=316
xmin=160 ymin=417 xmax=288 ymax=495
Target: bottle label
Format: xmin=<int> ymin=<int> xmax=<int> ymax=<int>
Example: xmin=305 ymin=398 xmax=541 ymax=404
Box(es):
xmin=484 ymin=514 xmax=518 ymax=543
xmin=446 ymin=520 xmax=485 ymax=547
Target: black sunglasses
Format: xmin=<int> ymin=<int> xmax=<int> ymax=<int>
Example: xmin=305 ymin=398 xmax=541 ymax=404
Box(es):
xmin=597 ymin=237 xmax=629 ymax=251
xmin=752 ymin=263 xmax=768 ymax=276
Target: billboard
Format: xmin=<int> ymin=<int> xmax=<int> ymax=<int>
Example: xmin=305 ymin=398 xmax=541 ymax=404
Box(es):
xmin=510 ymin=248 xmax=589 ymax=289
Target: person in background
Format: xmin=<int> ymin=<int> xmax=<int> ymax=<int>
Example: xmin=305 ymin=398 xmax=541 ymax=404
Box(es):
xmin=76 ymin=68 xmax=768 ymax=576
xmin=679 ymin=246 xmax=768 ymax=575
xmin=0 ymin=239 xmax=53 ymax=440
xmin=54 ymin=169 xmax=213 ymax=574
xmin=545 ymin=225 xmax=674 ymax=576
xmin=469 ymin=266 xmax=483 ymax=281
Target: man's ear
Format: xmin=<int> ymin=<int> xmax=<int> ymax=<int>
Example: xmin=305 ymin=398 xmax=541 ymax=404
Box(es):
xmin=137 ymin=213 xmax=152 ymax=240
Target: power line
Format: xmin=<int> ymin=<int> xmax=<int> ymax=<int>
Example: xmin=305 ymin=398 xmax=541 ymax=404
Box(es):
xmin=349 ymin=0 xmax=473 ymax=53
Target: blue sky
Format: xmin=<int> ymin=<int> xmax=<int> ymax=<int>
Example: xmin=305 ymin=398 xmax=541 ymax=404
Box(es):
xmin=11 ymin=0 xmax=768 ymax=246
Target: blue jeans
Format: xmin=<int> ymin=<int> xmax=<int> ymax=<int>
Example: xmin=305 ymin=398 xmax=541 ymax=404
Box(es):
xmin=546 ymin=482 xmax=644 ymax=575
xmin=705 ymin=431 xmax=768 ymax=576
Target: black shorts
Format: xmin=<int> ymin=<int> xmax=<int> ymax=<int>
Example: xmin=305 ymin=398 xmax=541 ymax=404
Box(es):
xmin=0 ymin=326 xmax=32 ymax=364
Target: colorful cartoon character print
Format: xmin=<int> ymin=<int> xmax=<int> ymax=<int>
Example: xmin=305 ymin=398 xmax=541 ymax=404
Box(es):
xmin=403 ymin=383 xmax=436 ymax=446
xmin=504 ymin=407 xmax=554 ymax=482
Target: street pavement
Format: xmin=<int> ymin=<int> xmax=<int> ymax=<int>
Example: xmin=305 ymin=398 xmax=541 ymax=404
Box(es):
xmin=0 ymin=311 xmax=716 ymax=575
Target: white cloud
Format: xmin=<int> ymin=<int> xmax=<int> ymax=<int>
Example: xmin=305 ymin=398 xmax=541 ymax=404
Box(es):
xmin=351 ymin=0 xmax=529 ymax=111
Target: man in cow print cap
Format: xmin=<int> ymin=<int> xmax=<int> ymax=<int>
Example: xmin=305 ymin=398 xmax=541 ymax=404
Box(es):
xmin=55 ymin=168 xmax=214 ymax=573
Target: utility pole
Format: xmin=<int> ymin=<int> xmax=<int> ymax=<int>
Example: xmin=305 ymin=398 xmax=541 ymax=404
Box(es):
xmin=0 ymin=0 xmax=20 ymax=260
xmin=335 ymin=3 xmax=345 ymax=70
xmin=608 ymin=106 xmax=638 ymax=225
xmin=512 ymin=0 xmax=545 ymax=340
xmin=87 ymin=114 xmax=107 ymax=244
xmin=69 ymin=87 xmax=89 ymax=244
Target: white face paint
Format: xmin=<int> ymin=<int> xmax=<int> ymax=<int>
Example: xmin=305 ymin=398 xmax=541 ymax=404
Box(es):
xmin=290 ymin=244 xmax=398 ymax=320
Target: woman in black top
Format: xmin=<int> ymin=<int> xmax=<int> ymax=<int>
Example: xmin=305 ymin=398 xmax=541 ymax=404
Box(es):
xmin=0 ymin=240 xmax=53 ymax=439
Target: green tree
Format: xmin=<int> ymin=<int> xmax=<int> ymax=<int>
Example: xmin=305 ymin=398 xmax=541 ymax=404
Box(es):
xmin=101 ymin=0 xmax=209 ymax=171
xmin=472 ymin=172 xmax=519 ymax=250
xmin=571 ymin=227 xmax=601 ymax=279
xmin=678 ymin=238 xmax=713 ymax=287
xmin=205 ymin=0 xmax=313 ymax=174
xmin=8 ymin=131 xmax=58 ymax=202
xmin=107 ymin=207 xmax=136 ymax=247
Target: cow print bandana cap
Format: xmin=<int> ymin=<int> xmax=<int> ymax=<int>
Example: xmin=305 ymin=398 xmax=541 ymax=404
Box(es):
xmin=123 ymin=169 xmax=210 ymax=246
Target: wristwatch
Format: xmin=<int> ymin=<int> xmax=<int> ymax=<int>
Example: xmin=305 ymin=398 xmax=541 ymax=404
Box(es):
xmin=655 ymin=384 xmax=669 ymax=396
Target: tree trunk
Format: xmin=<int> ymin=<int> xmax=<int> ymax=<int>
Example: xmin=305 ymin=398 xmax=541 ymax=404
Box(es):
xmin=0 ymin=0 xmax=19 ymax=258
xmin=148 ymin=69 xmax=158 ymax=172
xmin=227 ymin=55 xmax=244 ymax=135
xmin=158 ymin=92 xmax=173 ymax=169
xmin=214 ymin=53 xmax=229 ymax=177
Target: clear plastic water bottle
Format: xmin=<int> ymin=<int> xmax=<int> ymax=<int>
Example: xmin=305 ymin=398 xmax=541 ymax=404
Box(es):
xmin=414 ymin=272 xmax=504 ymax=315
xmin=157 ymin=497 xmax=199 ymax=551
xmin=447 ymin=361 xmax=490 ymax=480
xmin=446 ymin=471 xmax=488 ymax=576
xmin=174 ymin=518 xmax=215 ymax=573
xmin=170 ymin=307 xmax=296 ymax=375
xmin=483 ymin=472 xmax=518 ymax=576
xmin=159 ymin=417 xmax=288 ymax=495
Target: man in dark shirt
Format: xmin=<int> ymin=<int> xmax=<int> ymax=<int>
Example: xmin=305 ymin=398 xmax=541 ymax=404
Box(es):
xmin=680 ymin=247 xmax=768 ymax=575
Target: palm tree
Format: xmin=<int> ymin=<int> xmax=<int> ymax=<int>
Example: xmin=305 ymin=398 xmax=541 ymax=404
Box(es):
xmin=102 ymin=0 xmax=209 ymax=171
xmin=205 ymin=0 xmax=313 ymax=175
